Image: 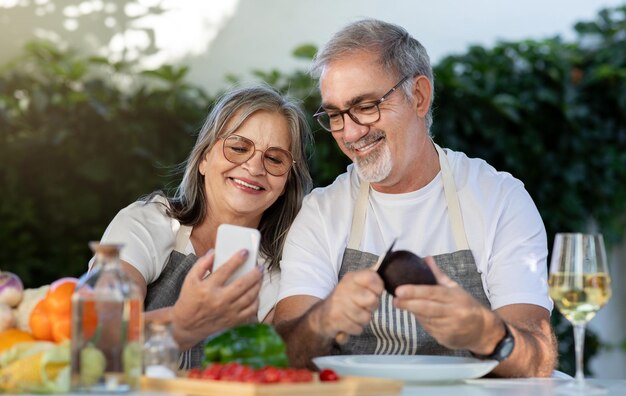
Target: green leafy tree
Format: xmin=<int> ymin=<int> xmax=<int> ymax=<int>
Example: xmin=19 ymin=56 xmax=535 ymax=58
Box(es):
xmin=0 ymin=41 xmax=208 ymax=285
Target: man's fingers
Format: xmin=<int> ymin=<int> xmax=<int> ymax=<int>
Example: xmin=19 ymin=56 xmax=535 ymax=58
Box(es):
xmin=351 ymin=269 xmax=384 ymax=294
xmin=394 ymin=296 xmax=445 ymax=317
xmin=424 ymin=256 xmax=456 ymax=288
xmin=356 ymin=291 xmax=381 ymax=312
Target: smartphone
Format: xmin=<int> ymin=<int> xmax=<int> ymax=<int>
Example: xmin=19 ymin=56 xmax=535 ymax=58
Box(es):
xmin=213 ymin=224 xmax=261 ymax=285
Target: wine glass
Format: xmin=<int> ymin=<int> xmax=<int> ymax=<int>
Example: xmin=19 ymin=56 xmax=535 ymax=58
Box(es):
xmin=548 ymin=233 xmax=612 ymax=394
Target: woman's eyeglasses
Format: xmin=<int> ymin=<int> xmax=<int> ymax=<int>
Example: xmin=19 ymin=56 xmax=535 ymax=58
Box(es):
xmin=222 ymin=134 xmax=295 ymax=176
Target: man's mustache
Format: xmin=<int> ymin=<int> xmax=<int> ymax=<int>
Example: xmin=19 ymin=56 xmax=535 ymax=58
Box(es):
xmin=344 ymin=131 xmax=386 ymax=151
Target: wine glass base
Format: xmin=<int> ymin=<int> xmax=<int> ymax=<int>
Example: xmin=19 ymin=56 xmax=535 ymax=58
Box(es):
xmin=555 ymin=379 xmax=608 ymax=395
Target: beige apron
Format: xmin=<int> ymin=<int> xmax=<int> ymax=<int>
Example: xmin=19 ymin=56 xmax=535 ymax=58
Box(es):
xmin=335 ymin=144 xmax=490 ymax=356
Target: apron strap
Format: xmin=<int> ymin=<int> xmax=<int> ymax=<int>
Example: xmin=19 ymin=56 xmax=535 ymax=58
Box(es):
xmin=347 ymin=180 xmax=370 ymax=250
xmin=434 ymin=144 xmax=470 ymax=250
xmin=347 ymin=142 xmax=469 ymax=252
xmin=175 ymin=225 xmax=193 ymax=252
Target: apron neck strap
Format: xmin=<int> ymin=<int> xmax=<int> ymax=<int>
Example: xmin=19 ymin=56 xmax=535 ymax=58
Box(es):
xmin=434 ymin=143 xmax=469 ymax=250
xmin=347 ymin=180 xmax=371 ymax=250
xmin=175 ymin=225 xmax=193 ymax=252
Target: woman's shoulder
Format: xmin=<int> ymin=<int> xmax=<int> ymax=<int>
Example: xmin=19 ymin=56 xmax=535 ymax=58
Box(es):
xmin=104 ymin=194 xmax=180 ymax=252
xmin=101 ymin=194 xmax=181 ymax=283
xmin=116 ymin=194 xmax=172 ymax=224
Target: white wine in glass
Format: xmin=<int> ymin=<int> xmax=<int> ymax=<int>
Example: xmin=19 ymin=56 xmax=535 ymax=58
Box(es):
xmin=548 ymin=233 xmax=612 ymax=393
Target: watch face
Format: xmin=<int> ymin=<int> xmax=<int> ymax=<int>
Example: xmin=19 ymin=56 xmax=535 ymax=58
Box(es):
xmin=498 ymin=336 xmax=515 ymax=361
xmin=471 ymin=324 xmax=515 ymax=361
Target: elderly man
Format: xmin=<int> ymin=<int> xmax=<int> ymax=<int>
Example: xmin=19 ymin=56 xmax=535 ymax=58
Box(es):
xmin=273 ymin=19 xmax=556 ymax=377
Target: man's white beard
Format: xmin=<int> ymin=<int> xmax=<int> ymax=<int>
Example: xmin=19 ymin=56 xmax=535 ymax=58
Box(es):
xmin=354 ymin=143 xmax=393 ymax=183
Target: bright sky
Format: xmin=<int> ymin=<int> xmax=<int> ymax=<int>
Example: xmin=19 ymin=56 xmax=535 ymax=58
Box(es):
xmin=184 ymin=0 xmax=626 ymax=91
xmin=1 ymin=0 xmax=624 ymax=91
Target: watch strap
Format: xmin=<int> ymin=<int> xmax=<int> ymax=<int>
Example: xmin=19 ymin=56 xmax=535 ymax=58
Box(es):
xmin=471 ymin=322 xmax=515 ymax=362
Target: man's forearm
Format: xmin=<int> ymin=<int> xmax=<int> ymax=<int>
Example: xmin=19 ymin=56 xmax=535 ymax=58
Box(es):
xmin=275 ymin=301 xmax=335 ymax=369
xmin=491 ymin=319 xmax=557 ymax=377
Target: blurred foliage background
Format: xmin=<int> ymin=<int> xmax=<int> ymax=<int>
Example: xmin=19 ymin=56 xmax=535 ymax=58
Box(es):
xmin=1 ymin=5 xmax=624 ymax=375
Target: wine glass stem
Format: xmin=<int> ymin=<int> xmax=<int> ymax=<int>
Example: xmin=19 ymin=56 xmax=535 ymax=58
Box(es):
xmin=573 ymin=322 xmax=586 ymax=382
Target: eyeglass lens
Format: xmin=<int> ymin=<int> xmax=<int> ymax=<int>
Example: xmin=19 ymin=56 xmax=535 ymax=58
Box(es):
xmin=223 ymin=135 xmax=293 ymax=176
xmin=318 ymin=102 xmax=381 ymax=132
xmin=315 ymin=75 xmax=410 ymax=132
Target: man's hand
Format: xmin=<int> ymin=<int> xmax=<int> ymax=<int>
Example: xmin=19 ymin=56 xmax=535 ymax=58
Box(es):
xmin=273 ymin=268 xmax=383 ymax=368
xmin=393 ymin=256 xmax=557 ymax=377
xmin=316 ymin=269 xmax=384 ymax=339
xmin=392 ymin=256 xmax=492 ymax=351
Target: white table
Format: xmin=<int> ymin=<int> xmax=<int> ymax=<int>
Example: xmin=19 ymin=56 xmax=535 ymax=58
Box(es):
xmin=401 ymin=378 xmax=626 ymax=396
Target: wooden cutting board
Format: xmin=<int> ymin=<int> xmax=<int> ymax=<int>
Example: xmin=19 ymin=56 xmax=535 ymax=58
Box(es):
xmin=141 ymin=375 xmax=403 ymax=396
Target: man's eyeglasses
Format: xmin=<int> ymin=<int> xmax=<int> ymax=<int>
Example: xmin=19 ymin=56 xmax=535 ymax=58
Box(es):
xmin=313 ymin=75 xmax=411 ymax=132
xmin=222 ymin=134 xmax=295 ymax=176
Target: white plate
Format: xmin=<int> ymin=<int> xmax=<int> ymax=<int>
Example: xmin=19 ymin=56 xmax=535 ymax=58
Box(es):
xmin=313 ymin=355 xmax=498 ymax=383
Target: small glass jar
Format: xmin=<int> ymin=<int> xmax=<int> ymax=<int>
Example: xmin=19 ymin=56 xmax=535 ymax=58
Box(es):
xmin=144 ymin=322 xmax=179 ymax=379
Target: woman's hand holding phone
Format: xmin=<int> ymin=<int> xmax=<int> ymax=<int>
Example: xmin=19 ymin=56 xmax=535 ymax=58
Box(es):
xmin=171 ymin=232 xmax=263 ymax=350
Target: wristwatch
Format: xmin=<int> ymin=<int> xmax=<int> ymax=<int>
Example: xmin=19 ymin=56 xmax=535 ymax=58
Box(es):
xmin=471 ymin=322 xmax=515 ymax=362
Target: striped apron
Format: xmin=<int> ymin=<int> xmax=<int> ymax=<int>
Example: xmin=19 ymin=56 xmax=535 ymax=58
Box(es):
xmin=334 ymin=144 xmax=490 ymax=356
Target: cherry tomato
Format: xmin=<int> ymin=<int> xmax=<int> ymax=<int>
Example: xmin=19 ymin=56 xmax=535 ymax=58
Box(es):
xmin=188 ymin=368 xmax=202 ymax=379
xmin=189 ymin=364 xmax=316 ymax=384
xmin=220 ymin=362 xmax=246 ymax=381
xmin=201 ymin=363 xmax=223 ymax=380
xmin=257 ymin=366 xmax=281 ymax=383
xmin=319 ymin=368 xmax=340 ymax=382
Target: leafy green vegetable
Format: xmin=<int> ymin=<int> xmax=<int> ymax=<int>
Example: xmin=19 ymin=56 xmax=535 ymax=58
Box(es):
xmin=203 ymin=324 xmax=288 ymax=369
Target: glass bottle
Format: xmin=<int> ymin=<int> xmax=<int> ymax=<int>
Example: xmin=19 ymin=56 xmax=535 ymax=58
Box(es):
xmin=144 ymin=322 xmax=179 ymax=379
xmin=70 ymin=242 xmax=144 ymax=393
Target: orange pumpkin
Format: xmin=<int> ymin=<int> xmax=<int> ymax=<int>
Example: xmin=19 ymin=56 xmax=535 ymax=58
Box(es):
xmin=29 ymin=278 xmax=78 ymax=343
xmin=29 ymin=299 xmax=53 ymax=341
xmin=45 ymin=279 xmax=77 ymax=317
xmin=51 ymin=316 xmax=71 ymax=343
xmin=0 ymin=328 xmax=35 ymax=353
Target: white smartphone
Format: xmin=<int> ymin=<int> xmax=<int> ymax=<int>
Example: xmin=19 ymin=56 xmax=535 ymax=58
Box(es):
xmin=213 ymin=224 xmax=261 ymax=285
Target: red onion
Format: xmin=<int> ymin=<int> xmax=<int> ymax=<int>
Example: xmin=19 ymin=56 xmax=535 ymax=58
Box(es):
xmin=0 ymin=271 xmax=24 ymax=308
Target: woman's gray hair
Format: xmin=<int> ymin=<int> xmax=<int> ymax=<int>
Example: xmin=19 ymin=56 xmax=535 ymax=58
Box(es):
xmin=159 ymin=84 xmax=313 ymax=270
xmin=311 ymin=19 xmax=435 ymax=131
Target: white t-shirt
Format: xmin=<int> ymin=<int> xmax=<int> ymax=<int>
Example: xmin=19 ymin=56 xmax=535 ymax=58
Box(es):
xmin=96 ymin=195 xmax=280 ymax=321
xmin=279 ymin=148 xmax=553 ymax=312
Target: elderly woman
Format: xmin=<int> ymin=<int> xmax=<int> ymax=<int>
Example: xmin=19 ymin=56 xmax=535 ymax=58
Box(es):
xmin=94 ymin=85 xmax=312 ymax=367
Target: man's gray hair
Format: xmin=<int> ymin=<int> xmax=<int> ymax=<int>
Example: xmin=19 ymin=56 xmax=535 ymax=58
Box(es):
xmin=311 ymin=19 xmax=434 ymax=131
